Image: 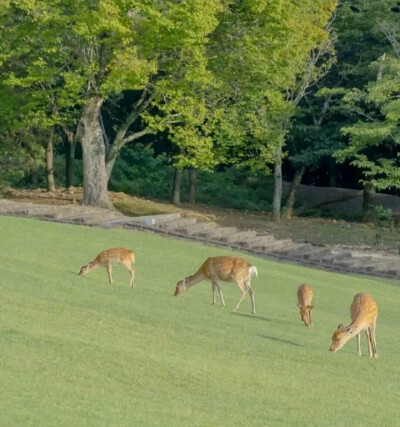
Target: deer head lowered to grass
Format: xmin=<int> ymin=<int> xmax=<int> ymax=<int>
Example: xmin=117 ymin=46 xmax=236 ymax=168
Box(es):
xmin=174 ymin=255 xmax=258 ymax=314
xmin=79 ymin=247 xmax=135 ymax=287
xmin=329 ymin=293 xmax=378 ymax=358
xmin=297 ymin=283 xmax=314 ymax=327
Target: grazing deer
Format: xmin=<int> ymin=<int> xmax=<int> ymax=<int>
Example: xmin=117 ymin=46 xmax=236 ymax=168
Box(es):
xmin=297 ymin=283 xmax=313 ymax=327
xmin=329 ymin=293 xmax=378 ymax=358
xmin=174 ymin=255 xmax=257 ymax=314
xmin=79 ymin=248 xmax=135 ymax=287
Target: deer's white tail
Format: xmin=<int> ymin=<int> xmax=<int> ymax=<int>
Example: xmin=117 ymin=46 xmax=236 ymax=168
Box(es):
xmin=250 ymin=266 xmax=258 ymax=277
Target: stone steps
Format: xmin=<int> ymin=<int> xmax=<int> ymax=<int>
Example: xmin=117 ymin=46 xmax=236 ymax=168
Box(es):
xmin=127 ymin=213 xmax=181 ymax=226
xmin=2 ymin=199 xmax=400 ymax=280
xmin=158 ymin=217 xmax=197 ymax=231
xmin=196 ymin=226 xmax=238 ymax=239
xmin=217 ymin=230 xmax=257 ymax=244
xmin=255 ymin=239 xmax=294 ymax=252
xmin=82 ymin=212 xmax=122 ymax=225
xmin=0 ymin=201 xmax=25 ymax=213
xmin=332 ymin=256 xmax=374 ymax=270
xmin=237 ymin=234 xmax=276 ymax=249
xmin=318 ymin=252 xmax=352 ymax=265
xmin=43 ymin=207 xmax=104 ymax=220
xmin=60 ymin=210 xmax=121 ymax=225
xmin=357 ymin=258 xmax=398 ymax=273
xmin=276 ymin=243 xmax=331 ymax=261
xmin=0 ymin=202 xmax=54 ymax=215
xmin=275 ymin=243 xmax=313 ymax=256
xmin=175 ymin=221 xmax=218 ymax=235
xmin=298 ymin=246 xmax=332 ymax=261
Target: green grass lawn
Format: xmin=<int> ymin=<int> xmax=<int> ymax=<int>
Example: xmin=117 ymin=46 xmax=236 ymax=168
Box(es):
xmin=0 ymin=216 xmax=399 ymax=426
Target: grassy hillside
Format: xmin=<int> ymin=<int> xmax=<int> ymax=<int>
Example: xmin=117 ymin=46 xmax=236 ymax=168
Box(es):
xmin=0 ymin=216 xmax=399 ymax=426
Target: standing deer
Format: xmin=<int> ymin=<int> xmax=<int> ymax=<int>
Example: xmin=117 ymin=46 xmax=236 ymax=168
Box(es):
xmin=329 ymin=293 xmax=378 ymax=358
xmin=79 ymin=248 xmax=135 ymax=287
xmin=174 ymin=255 xmax=257 ymax=314
xmin=297 ymin=283 xmax=313 ymax=327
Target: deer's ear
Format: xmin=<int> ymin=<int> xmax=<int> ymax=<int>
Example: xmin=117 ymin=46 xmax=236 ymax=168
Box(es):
xmin=297 ymin=303 xmax=302 ymax=308
xmin=345 ymin=326 xmax=357 ymax=335
xmin=308 ymin=305 xmax=314 ymax=309
xmin=337 ymin=323 xmax=344 ymax=330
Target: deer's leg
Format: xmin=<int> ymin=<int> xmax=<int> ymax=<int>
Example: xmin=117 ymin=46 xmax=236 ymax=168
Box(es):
xmin=308 ymin=308 xmax=312 ymax=327
xmin=213 ymin=277 xmax=225 ymax=307
xmin=236 ymin=279 xmax=255 ymax=314
xmin=245 ymin=280 xmax=255 ymax=314
xmin=370 ymin=322 xmax=378 ymax=358
xmin=211 ymin=282 xmax=216 ymax=305
xmin=233 ymin=281 xmax=249 ymax=313
xmin=365 ymin=328 xmax=373 ymax=357
xmin=356 ymin=333 xmax=361 ymax=356
xmin=129 ymin=267 xmax=135 ymax=288
xmin=122 ymin=261 xmax=135 ymax=287
xmin=234 ymin=290 xmax=247 ymax=312
xmin=106 ymin=263 xmax=113 ymax=284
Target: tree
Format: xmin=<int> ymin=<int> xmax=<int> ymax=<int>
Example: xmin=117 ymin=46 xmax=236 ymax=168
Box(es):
xmin=334 ymin=0 xmax=400 ymax=219
xmin=207 ymin=0 xmax=337 ymax=221
xmin=0 ymin=0 xmax=223 ymax=208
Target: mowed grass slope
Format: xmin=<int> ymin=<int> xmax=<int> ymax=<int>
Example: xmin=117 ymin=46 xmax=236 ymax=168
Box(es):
xmin=0 ymin=216 xmax=399 ymax=426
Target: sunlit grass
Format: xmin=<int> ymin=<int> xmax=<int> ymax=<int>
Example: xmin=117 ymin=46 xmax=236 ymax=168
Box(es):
xmin=0 ymin=216 xmax=399 ymax=426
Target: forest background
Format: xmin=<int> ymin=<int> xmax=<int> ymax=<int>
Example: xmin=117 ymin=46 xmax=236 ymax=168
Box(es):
xmin=1 ymin=0 xmax=399 ymax=224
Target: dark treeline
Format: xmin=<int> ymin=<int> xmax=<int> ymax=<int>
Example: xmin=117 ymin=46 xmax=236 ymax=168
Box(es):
xmin=0 ymin=1 xmax=399 ymax=222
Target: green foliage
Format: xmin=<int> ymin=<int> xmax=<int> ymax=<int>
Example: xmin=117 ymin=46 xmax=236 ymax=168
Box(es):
xmin=334 ymin=1 xmax=400 ymax=190
xmin=109 ymin=144 xmax=274 ymax=211
xmin=0 ymin=135 xmax=44 ymax=187
xmin=206 ymin=0 xmax=337 ymax=172
xmin=110 ymin=144 xmax=173 ymax=199
xmin=188 ymin=168 xmax=274 ymax=211
xmin=1 ymin=216 xmax=400 ymax=425
xmin=0 ymin=0 xmax=224 ymax=202
xmin=374 ymin=205 xmax=394 ymax=223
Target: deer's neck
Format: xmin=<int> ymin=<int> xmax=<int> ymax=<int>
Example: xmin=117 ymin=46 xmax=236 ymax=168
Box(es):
xmin=348 ymin=317 xmax=368 ymax=333
xmin=185 ymin=272 xmax=205 ymax=289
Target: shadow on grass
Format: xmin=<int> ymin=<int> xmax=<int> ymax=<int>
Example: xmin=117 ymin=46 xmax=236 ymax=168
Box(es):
xmin=230 ymin=312 xmax=272 ymax=322
xmin=257 ymin=334 xmax=302 ymax=347
xmin=231 ymin=312 xmax=299 ymax=327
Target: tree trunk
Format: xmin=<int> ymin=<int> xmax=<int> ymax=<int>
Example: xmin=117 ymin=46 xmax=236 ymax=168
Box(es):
xmin=172 ymin=168 xmax=183 ymax=205
xmin=79 ymin=97 xmax=113 ymax=209
xmin=363 ymin=182 xmax=376 ymax=223
xmin=66 ymin=139 xmax=76 ymax=188
xmin=188 ymin=168 xmax=197 ymax=204
xmin=272 ymin=147 xmax=283 ymax=222
xmin=283 ymin=166 xmax=305 ymax=220
xmin=45 ymin=130 xmax=56 ymax=192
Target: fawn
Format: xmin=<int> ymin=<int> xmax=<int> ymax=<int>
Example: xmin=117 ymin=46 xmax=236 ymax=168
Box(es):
xmin=174 ymin=255 xmax=258 ymax=314
xmin=329 ymin=293 xmax=378 ymax=358
xmin=297 ymin=283 xmax=313 ymax=327
xmin=79 ymin=247 xmax=135 ymax=287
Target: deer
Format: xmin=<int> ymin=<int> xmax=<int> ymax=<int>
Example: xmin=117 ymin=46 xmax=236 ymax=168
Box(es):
xmin=297 ymin=283 xmax=313 ymax=327
xmin=78 ymin=248 xmax=135 ymax=287
xmin=174 ymin=255 xmax=258 ymax=314
xmin=329 ymin=293 xmax=378 ymax=358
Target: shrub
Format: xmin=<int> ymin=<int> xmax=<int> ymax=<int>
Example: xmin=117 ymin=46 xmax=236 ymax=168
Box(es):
xmin=110 ymin=144 xmax=173 ymax=199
